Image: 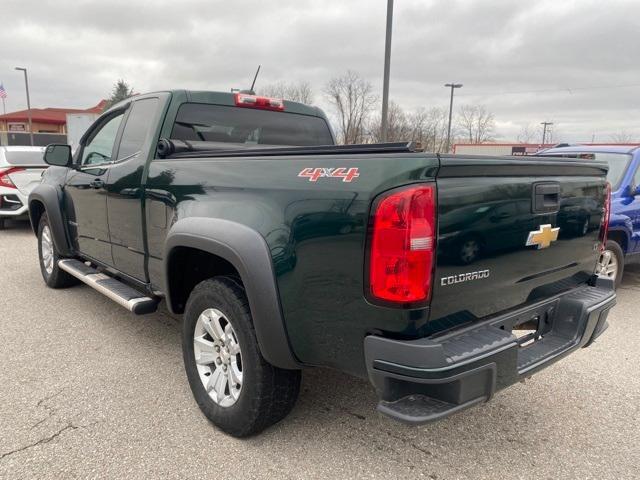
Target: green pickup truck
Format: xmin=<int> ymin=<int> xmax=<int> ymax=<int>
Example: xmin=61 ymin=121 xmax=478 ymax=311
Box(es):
xmin=29 ymin=90 xmax=616 ymax=437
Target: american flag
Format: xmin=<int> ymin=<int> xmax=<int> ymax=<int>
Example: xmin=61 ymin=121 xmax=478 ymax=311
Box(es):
xmin=0 ymin=83 xmax=6 ymax=99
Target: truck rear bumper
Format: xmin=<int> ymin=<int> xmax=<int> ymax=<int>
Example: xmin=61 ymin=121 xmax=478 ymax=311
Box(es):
xmin=364 ymin=277 xmax=616 ymax=425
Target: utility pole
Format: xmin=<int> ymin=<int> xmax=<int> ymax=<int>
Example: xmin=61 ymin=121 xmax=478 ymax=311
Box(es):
xmin=380 ymin=0 xmax=394 ymax=142
xmin=15 ymin=67 xmax=34 ymax=146
xmin=540 ymin=121 xmax=553 ymax=146
xmin=444 ymin=83 xmax=463 ymax=153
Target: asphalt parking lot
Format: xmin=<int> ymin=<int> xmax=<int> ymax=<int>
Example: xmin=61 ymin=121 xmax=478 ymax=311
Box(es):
xmin=1 ymin=220 xmax=639 ymax=480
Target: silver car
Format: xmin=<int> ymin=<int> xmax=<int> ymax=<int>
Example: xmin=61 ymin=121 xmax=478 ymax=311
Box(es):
xmin=0 ymin=146 xmax=46 ymax=229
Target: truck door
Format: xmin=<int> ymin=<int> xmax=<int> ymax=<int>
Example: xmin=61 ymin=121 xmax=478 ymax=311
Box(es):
xmin=106 ymin=95 xmax=164 ymax=281
xmin=65 ymin=110 xmax=126 ymax=265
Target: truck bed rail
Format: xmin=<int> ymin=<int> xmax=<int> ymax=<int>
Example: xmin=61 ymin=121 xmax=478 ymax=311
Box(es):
xmin=158 ymin=138 xmax=420 ymax=159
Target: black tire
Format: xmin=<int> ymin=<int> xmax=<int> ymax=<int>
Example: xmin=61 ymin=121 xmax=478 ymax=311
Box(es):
xmin=0 ymin=218 xmax=5 ymax=230
xmin=37 ymin=213 xmax=79 ymax=288
xmin=600 ymin=240 xmax=624 ymax=288
xmin=183 ymin=277 xmax=301 ymax=437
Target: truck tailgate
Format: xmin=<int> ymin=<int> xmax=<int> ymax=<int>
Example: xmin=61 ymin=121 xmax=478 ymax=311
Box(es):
xmin=430 ymin=155 xmax=608 ymax=327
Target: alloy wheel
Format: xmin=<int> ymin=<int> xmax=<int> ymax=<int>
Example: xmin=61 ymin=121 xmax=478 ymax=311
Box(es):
xmin=597 ymin=249 xmax=618 ymax=280
xmin=41 ymin=225 xmax=54 ymax=275
xmin=193 ymin=308 xmax=243 ymax=407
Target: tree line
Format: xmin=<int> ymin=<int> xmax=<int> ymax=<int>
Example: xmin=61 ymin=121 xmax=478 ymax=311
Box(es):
xmin=260 ymin=70 xmax=495 ymax=150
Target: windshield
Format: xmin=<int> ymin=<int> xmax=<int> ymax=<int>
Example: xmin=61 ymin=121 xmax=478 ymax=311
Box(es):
xmin=541 ymin=152 xmax=631 ymax=189
xmin=171 ymin=103 xmax=334 ymax=147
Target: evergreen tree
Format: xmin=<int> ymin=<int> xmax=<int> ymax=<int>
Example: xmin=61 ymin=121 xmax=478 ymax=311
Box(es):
xmin=104 ymin=80 xmax=134 ymax=110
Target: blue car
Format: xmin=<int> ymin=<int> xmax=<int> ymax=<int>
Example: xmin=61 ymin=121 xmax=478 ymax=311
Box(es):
xmin=539 ymin=145 xmax=640 ymax=286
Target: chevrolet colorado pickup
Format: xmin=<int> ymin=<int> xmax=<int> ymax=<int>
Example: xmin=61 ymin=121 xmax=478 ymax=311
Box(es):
xmin=29 ymin=90 xmax=616 ymax=437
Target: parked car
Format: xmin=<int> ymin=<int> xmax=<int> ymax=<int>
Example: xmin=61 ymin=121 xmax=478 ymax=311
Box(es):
xmin=0 ymin=146 xmax=46 ymax=229
xmin=29 ymin=90 xmax=615 ymax=437
xmin=538 ymin=145 xmax=640 ymax=286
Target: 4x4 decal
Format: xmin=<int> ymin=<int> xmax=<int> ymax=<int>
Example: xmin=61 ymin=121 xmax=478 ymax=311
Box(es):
xmin=298 ymin=167 xmax=360 ymax=183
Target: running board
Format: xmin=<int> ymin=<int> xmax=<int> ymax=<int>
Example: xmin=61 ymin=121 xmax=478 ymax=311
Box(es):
xmin=58 ymin=259 xmax=159 ymax=314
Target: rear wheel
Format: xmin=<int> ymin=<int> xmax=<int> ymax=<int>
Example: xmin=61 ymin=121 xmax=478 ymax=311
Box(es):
xmin=0 ymin=218 xmax=5 ymax=230
xmin=183 ymin=277 xmax=301 ymax=437
xmin=37 ymin=214 xmax=79 ymax=288
xmin=597 ymin=240 xmax=624 ymax=288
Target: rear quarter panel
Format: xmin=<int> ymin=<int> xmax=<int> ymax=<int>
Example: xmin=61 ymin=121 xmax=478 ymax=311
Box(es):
xmin=145 ymin=153 xmax=438 ymax=376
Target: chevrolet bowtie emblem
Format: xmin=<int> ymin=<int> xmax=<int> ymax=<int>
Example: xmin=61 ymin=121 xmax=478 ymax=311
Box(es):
xmin=526 ymin=224 xmax=560 ymax=249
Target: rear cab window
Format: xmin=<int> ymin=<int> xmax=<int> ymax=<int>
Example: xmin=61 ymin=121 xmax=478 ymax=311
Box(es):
xmin=0 ymin=149 xmax=46 ymax=166
xmin=170 ymin=103 xmax=334 ymax=147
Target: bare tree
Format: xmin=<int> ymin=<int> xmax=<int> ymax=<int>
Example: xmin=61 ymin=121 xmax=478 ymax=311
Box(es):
xmin=457 ymin=105 xmax=495 ymax=143
xmin=517 ymin=124 xmax=536 ymax=143
xmin=324 ymin=71 xmax=377 ymax=144
xmin=259 ymin=81 xmax=314 ymax=104
xmin=367 ymin=102 xmax=412 ymax=143
xmin=610 ymin=129 xmax=636 ymax=143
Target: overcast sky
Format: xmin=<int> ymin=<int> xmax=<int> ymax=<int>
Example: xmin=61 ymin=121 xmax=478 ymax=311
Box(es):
xmin=2 ymin=0 xmax=639 ymax=142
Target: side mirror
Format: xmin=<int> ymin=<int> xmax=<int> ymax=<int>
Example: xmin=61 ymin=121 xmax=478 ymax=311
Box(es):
xmin=43 ymin=144 xmax=73 ymax=167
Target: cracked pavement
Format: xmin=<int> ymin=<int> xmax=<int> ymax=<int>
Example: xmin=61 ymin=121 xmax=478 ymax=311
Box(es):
xmin=1 ymin=221 xmax=639 ymax=479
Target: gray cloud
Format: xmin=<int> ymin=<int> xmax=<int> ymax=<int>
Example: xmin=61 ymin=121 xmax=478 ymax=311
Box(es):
xmin=2 ymin=0 xmax=639 ymax=142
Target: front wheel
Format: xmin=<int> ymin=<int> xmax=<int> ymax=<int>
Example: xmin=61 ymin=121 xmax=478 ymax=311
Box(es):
xmin=37 ymin=214 xmax=79 ymax=288
xmin=183 ymin=277 xmax=301 ymax=437
xmin=597 ymin=240 xmax=624 ymax=288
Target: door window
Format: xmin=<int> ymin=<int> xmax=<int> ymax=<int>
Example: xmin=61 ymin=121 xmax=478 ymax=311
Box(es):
xmin=81 ymin=113 xmax=125 ymax=166
xmin=117 ymin=98 xmax=160 ymax=160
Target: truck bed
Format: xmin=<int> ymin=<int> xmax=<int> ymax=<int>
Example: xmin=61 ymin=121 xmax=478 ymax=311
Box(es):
xmin=145 ymin=148 xmax=608 ymax=377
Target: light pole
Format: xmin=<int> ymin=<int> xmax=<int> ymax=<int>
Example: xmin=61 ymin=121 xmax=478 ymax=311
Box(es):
xmin=541 ymin=121 xmax=553 ymax=146
xmin=380 ymin=0 xmax=394 ymax=142
xmin=15 ymin=67 xmax=34 ymax=146
xmin=445 ymin=83 xmax=463 ymax=153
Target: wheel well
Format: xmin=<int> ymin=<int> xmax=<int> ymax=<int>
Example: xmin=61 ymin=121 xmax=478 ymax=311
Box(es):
xmin=607 ymin=230 xmax=628 ymax=254
xmin=28 ymin=200 xmax=45 ymax=235
xmin=167 ymin=247 xmax=242 ymax=313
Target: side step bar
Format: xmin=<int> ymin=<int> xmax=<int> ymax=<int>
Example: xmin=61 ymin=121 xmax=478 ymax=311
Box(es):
xmin=58 ymin=259 xmax=159 ymax=314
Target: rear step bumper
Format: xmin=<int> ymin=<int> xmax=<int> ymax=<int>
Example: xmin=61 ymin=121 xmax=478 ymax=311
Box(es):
xmin=58 ymin=259 xmax=159 ymax=315
xmin=364 ymin=277 xmax=616 ymax=425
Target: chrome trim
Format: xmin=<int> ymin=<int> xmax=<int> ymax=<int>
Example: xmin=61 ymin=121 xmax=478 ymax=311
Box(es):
xmin=78 ymin=151 xmax=140 ymax=172
xmin=58 ymin=259 xmax=155 ymax=312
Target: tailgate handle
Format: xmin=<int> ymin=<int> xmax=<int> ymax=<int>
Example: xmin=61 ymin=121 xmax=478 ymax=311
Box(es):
xmin=533 ymin=183 xmax=560 ymax=213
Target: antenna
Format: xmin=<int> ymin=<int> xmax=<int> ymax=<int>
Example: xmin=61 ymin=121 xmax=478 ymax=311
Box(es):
xmin=249 ymin=65 xmax=261 ymax=93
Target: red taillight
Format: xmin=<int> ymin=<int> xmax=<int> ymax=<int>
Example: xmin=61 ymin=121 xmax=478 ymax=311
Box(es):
xmin=234 ymin=93 xmax=285 ymax=111
xmin=599 ymin=182 xmax=611 ymax=250
xmin=369 ymin=184 xmax=436 ymax=305
xmin=0 ymin=167 xmax=23 ymax=189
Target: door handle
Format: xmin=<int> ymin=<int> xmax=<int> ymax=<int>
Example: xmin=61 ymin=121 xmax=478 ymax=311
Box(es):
xmin=89 ymin=179 xmax=104 ymax=189
xmin=532 ymin=182 xmax=560 ymax=213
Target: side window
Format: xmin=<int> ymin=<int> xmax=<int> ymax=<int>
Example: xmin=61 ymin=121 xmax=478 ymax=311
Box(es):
xmin=633 ymin=165 xmax=640 ymax=190
xmin=117 ymin=98 xmax=160 ymax=160
xmin=81 ymin=113 xmax=125 ymax=166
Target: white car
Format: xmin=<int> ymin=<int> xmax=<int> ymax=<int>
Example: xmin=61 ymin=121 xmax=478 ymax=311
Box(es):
xmin=0 ymin=146 xmax=46 ymax=229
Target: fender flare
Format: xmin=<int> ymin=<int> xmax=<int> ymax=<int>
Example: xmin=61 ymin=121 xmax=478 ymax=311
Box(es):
xmin=28 ymin=184 xmax=73 ymax=257
xmin=164 ymin=217 xmax=300 ymax=370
